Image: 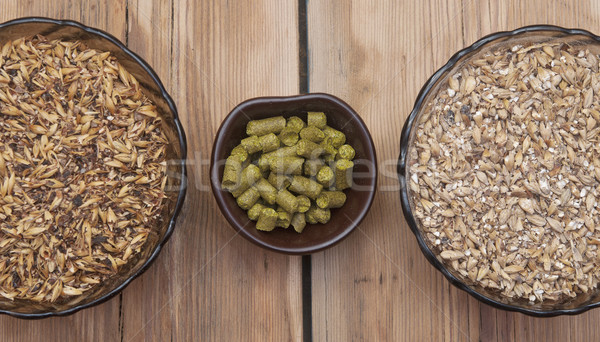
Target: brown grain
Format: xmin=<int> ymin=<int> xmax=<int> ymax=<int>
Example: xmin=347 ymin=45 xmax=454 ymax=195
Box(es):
xmin=0 ymin=35 xmax=167 ymax=302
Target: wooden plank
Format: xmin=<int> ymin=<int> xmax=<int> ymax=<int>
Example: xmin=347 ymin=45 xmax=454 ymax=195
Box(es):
xmin=120 ymin=2 xmax=174 ymax=340
xmin=121 ymin=0 xmax=303 ymax=341
xmin=307 ymin=0 xmax=476 ymax=340
xmin=308 ymin=0 xmax=600 ymax=341
xmin=0 ymin=1 xmax=126 ymax=341
xmin=478 ymin=304 xmax=498 ymax=342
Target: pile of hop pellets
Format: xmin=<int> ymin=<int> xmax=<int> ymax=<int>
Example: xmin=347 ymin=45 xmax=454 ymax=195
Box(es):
xmin=221 ymin=112 xmax=356 ymax=232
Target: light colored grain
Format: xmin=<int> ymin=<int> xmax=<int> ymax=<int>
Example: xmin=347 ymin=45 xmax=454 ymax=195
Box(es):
xmin=409 ymin=41 xmax=600 ymax=302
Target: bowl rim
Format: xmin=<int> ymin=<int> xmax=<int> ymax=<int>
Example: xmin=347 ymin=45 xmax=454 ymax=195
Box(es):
xmin=397 ymin=24 xmax=600 ymax=317
xmin=210 ymin=92 xmax=377 ymax=255
xmin=0 ymin=16 xmax=188 ymax=319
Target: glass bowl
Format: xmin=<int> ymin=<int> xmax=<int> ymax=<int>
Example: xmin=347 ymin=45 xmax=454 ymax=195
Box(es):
xmin=0 ymin=17 xmax=187 ymax=318
xmin=398 ymin=25 xmax=600 ymax=316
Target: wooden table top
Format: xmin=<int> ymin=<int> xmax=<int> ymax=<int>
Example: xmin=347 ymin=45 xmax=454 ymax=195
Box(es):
xmin=2 ymin=0 xmax=600 ymax=341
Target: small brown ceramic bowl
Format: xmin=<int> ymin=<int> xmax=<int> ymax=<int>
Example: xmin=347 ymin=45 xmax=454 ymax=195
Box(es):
xmin=211 ymin=93 xmax=377 ymax=254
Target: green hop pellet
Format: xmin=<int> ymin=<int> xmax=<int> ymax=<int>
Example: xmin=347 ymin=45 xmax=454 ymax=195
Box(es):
xmin=240 ymin=135 xmax=261 ymax=154
xmin=316 ymin=166 xmax=334 ymax=187
xmin=323 ymin=154 xmax=336 ymax=164
xmin=230 ymin=144 xmax=249 ymax=162
xmin=303 ymin=158 xmax=325 ymax=177
xmin=316 ymin=208 xmax=330 ymax=224
xmin=258 ymin=145 xmax=298 ymax=172
xmin=305 ymin=208 xmax=318 ymax=224
xmin=307 ymin=112 xmax=327 ymax=129
xmin=223 ymin=112 xmax=356 ymax=233
xmin=297 ymin=195 xmax=311 ymax=213
xmin=320 ymin=139 xmax=337 ymax=156
xmin=269 ymin=156 xmax=304 ymax=175
xmin=231 ymin=164 xmax=261 ymax=197
xmin=299 ymin=126 xmax=325 ymax=143
xmin=334 ymin=159 xmax=354 ymax=190
xmin=289 ymin=175 xmax=323 ymax=200
xmin=256 ymin=208 xmax=278 ymax=231
xmin=291 ymin=213 xmax=306 ymax=233
xmin=316 ymin=190 xmax=347 ymax=209
xmin=254 ymin=178 xmax=277 ymax=205
xmin=306 ymin=205 xmax=331 ymax=224
xmin=221 ymin=156 xmax=243 ymax=191
xmin=286 ymin=116 xmax=306 ymax=133
xmin=296 ymin=139 xmax=325 ymax=158
xmin=246 ymin=116 xmax=286 ymax=136
xmin=248 ymin=203 xmax=266 ymax=221
xmin=268 ymin=172 xmax=291 ymax=190
xmin=337 ymin=144 xmax=355 ymax=160
xmin=258 ymin=133 xmax=280 ymax=153
xmin=275 ymin=189 xmax=299 ymax=214
xmin=278 ymin=127 xmax=299 ymax=146
xmin=262 ymin=146 xmax=298 ymax=163
xmin=276 ymin=207 xmax=292 ymax=228
xmin=322 ymin=126 xmax=346 ymax=148
xmin=236 ymin=187 xmax=260 ymax=210
xmin=257 ymin=154 xmax=271 ymax=173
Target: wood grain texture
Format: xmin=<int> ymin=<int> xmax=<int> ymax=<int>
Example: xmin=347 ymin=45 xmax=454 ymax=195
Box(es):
xmin=120 ymin=1 xmax=176 ymax=341
xmin=0 ymin=2 xmax=126 ymax=341
xmin=3 ymin=0 xmax=600 ymax=341
xmin=122 ymin=0 xmax=303 ymax=341
xmin=308 ymin=0 xmax=600 ymax=341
